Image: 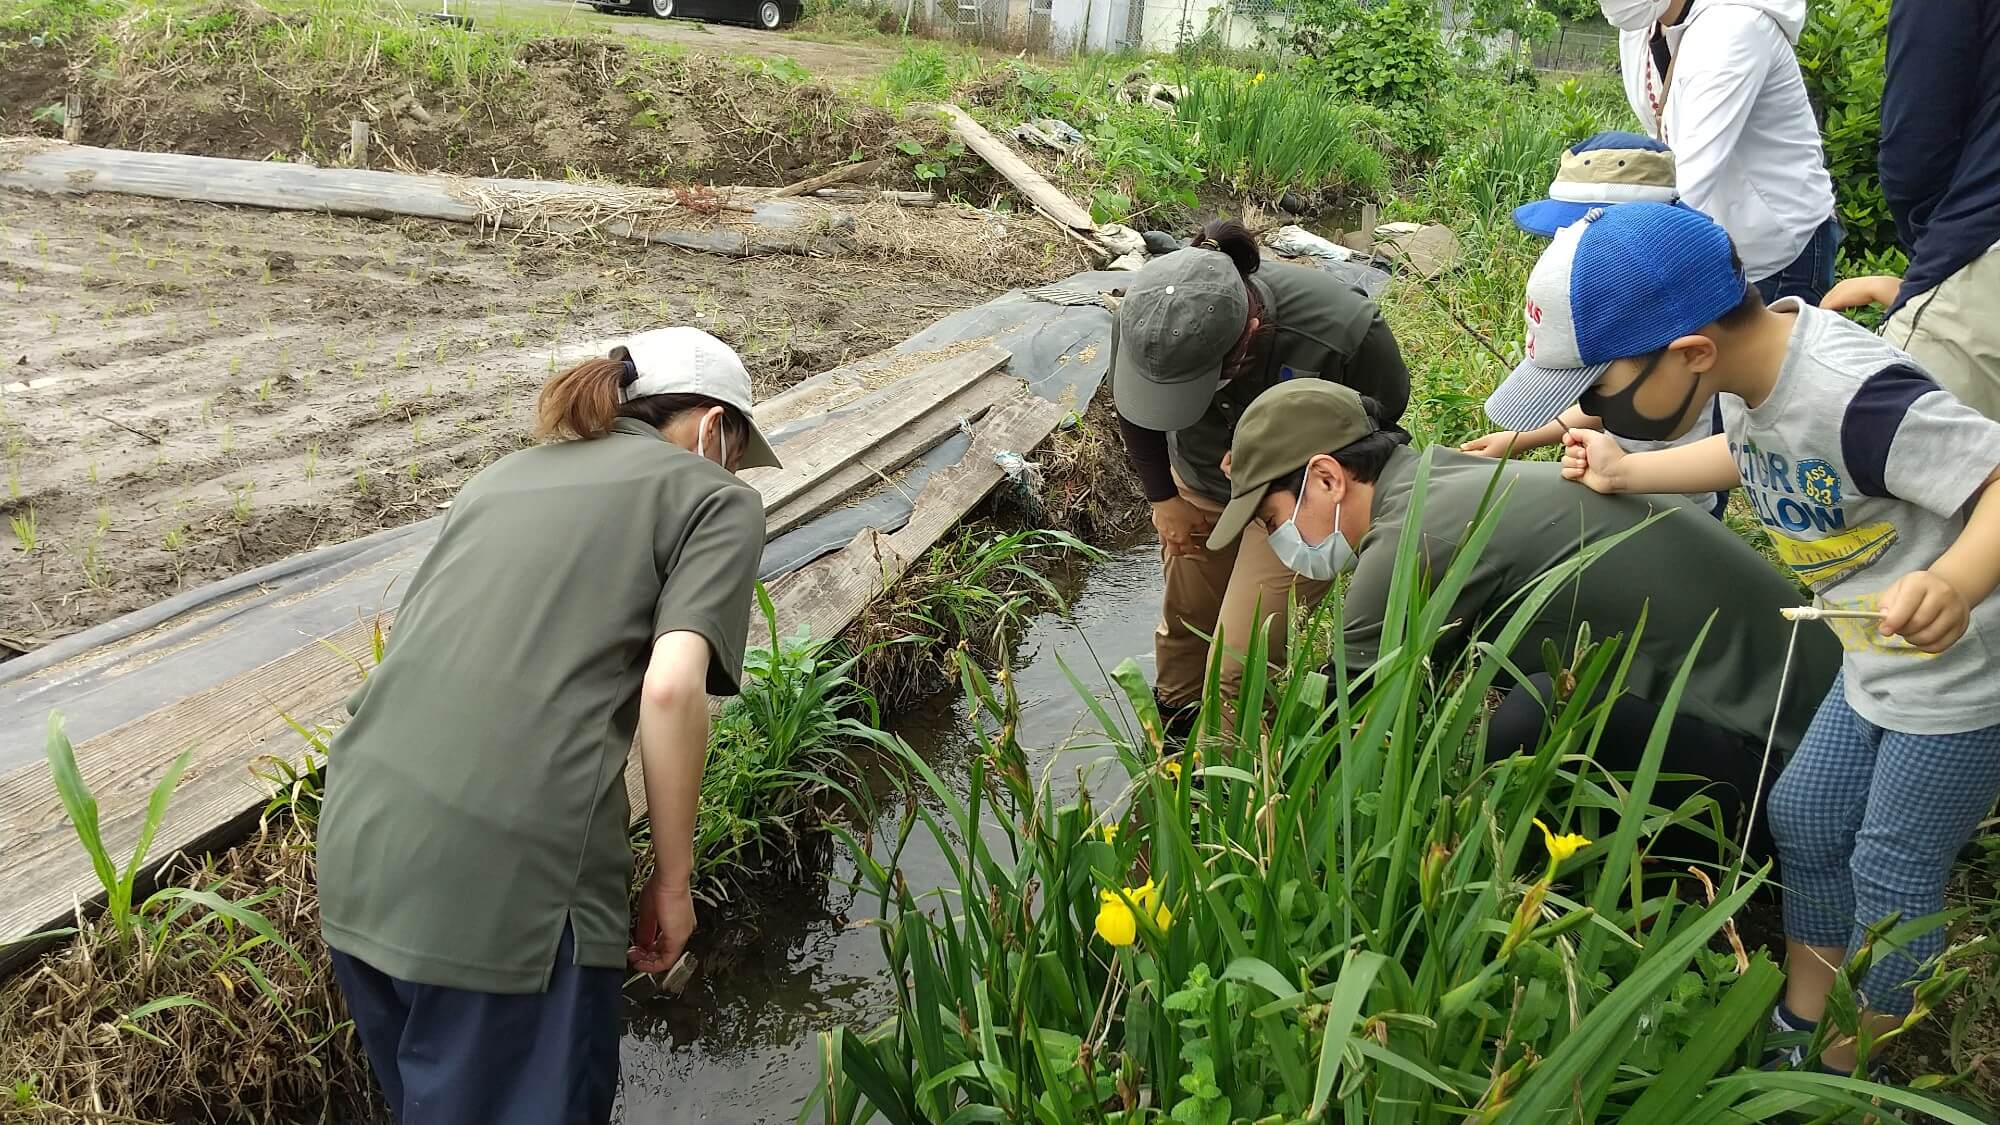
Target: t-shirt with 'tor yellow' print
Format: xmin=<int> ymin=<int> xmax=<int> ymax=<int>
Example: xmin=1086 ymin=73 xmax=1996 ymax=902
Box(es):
xmin=1722 ymin=299 xmax=2000 ymax=735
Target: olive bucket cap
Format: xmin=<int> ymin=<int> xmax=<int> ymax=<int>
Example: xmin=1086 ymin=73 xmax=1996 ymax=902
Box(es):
xmin=1111 ymin=249 xmax=1252 ymax=432
xmin=1210 ymin=380 xmax=1375 ymax=549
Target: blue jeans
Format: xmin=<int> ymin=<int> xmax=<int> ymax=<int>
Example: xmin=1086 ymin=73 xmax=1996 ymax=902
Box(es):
xmin=1754 ymin=218 xmax=1843 ymax=306
xmin=1767 ymin=676 xmax=2000 ymax=1015
xmin=330 ymin=921 xmax=623 ymax=1124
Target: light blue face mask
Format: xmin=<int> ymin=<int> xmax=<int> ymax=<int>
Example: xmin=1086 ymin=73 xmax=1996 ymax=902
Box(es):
xmin=1267 ymin=470 xmax=1354 ymax=581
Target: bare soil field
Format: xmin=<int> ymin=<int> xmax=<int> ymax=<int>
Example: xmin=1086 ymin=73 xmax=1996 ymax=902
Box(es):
xmin=0 ymin=190 xmax=1000 ymax=653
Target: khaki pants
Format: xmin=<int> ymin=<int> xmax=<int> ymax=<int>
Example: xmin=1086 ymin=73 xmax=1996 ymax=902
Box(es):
xmin=1155 ymin=486 xmax=1332 ymax=709
xmin=1883 ymin=244 xmax=2000 ymax=423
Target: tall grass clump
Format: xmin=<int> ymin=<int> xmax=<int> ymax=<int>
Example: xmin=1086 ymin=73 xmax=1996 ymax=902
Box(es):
xmin=848 ymin=526 xmax=1105 ymax=706
xmin=634 ymin=587 xmax=896 ymax=904
xmin=816 ymin=471 xmax=1988 ymax=1123
xmin=1174 ymin=67 xmax=1388 ymax=198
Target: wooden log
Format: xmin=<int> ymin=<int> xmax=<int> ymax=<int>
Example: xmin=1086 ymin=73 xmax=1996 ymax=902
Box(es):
xmin=61 ymin=95 xmax=80 ymax=144
xmin=0 ymin=139 xmax=849 ymax=258
xmin=348 ymin=119 xmax=369 ymax=170
xmin=934 ymin=103 xmax=1095 ymax=234
xmin=770 ymin=157 xmax=887 ymax=199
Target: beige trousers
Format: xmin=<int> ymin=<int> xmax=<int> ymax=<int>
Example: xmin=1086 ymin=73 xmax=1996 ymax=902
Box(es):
xmin=1883 ymin=244 xmax=2000 ymax=423
xmin=1155 ymin=485 xmax=1333 ymax=709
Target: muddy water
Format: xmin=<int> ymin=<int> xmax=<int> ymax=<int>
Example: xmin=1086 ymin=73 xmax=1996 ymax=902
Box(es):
xmin=615 ymin=544 xmax=1161 ymax=1123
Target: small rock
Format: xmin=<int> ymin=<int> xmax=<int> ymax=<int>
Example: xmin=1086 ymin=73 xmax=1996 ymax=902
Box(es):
xmin=1141 ymin=230 xmax=1181 ymax=255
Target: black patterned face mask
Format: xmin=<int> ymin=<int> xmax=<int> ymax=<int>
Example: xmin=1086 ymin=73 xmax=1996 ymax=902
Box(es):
xmin=1579 ymin=350 xmax=1699 ymax=441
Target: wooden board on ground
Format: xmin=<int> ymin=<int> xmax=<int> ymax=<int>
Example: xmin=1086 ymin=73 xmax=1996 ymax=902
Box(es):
xmin=0 ymin=348 xmax=1076 ymax=976
xmin=934 ymin=105 xmax=1096 ymax=235
xmin=0 ymin=138 xmax=850 ymax=258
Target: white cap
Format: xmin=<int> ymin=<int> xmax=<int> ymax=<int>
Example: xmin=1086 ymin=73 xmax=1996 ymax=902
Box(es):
xmin=616 ymin=327 xmax=780 ymax=469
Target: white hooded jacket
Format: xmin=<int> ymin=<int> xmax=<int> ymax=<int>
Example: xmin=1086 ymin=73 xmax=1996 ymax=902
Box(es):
xmin=1614 ymin=0 xmax=1835 ymax=281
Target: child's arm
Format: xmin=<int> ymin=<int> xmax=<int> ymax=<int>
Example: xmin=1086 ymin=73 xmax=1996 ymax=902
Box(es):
xmin=1820 ymin=275 xmax=1902 ymax=312
xmin=1462 ymin=406 xmax=1602 ymax=458
xmin=1559 ymin=431 xmax=1741 ymax=495
xmin=1881 ymin=467 xmax=2000 ymax=652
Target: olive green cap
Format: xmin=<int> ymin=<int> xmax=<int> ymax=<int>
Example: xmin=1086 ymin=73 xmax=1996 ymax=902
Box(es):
xmin=1210 ymin=380 xmax=1375 ymax=549
xmin=1111 ymin=249 xmax=1251 ymax=432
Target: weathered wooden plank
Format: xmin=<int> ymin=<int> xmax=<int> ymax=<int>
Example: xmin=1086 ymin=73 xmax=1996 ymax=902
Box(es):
xmin=746 ymin=345 xmax=1006 ymax=517
xmin=934 ymin=105 xmax=1096 ymax=234
xmin=0 ymin=139 xmax=847 ymax=257
xmin=764 ymin=373 xmax=1016 ymax=539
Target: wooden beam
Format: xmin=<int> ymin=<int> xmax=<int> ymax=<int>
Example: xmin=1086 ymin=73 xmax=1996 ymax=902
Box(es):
xmin=770 ymin=157 xmax=888 ymax=199
xmin=933 ymin=104 xmax=1096 ymax=234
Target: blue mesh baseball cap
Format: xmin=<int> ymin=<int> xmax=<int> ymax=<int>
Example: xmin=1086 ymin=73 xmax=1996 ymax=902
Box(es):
xmin=1513 ymin=131 xmax=1682 ymax=238
xmin=1485 ymin=203 xmax=1748 ymax=431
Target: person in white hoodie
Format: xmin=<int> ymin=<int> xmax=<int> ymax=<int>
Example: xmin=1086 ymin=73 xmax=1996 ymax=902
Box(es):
xmin=1598 ymin=0 xmax=1841 ymax=304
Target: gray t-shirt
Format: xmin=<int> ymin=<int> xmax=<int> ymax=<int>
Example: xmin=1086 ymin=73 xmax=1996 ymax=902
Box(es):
xmin=1722 ymin=300 xmax=2000 ymax=734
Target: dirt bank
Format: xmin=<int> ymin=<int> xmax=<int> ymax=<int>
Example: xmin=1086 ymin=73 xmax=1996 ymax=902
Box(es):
xmin=0 ymin=190 xmax=1004 ymax=651
xmin=0 ymin=3 xmax=953 ymax=191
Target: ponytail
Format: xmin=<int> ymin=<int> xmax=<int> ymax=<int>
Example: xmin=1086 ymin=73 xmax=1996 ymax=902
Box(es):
xmin=536 ymin=358 xmax=627 ymax=441
xmin=534 ymin=356 xmax=753 ymax=448
xmin=1190 ymin=218 xmax=1261 ymax=278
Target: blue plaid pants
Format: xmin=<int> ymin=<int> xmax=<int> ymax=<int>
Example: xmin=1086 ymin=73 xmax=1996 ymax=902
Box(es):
xmin=1768 ymin=675 xmax=2000 ymax=1016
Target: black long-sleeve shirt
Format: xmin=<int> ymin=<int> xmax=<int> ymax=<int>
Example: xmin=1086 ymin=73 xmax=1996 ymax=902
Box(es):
xmin=1880 ymin=0 xmax=2000 ymax=313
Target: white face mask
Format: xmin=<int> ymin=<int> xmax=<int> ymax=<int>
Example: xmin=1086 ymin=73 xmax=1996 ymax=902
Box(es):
xmin=695 ymin=408 xmax=729 ymax=469
xmin=1599 ymin=0 xmax=1671 ymax=31
xmin=1267 ymin=486 xmax=1354 ymax=582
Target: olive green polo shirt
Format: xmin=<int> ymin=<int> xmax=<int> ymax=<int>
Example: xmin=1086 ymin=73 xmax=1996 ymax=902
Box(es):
xmin=1340 ymin=446 xmax=1840 ymax=755
xmin=1169 ymin=261 xmax=1411 ymax=503
xmin=317 ymin=417 xmax=766 ymax=993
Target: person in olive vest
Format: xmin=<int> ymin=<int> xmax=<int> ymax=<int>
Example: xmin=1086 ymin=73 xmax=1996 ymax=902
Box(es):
xmin=315 ymin=327 xmax=778 ymax=1125
xmin=1112 ymin=219 xmax=1411 ymax=717
xmin=1209 ymin=379 xmax=1840 ymax=864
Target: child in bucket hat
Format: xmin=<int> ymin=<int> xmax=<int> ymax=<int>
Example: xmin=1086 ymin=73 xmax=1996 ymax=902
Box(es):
xmin=1511 ymin=130 xmax=1684 ymax=237
xmin=1497 ymin=200 xmax=2000 ymax=1076
xmin=1463 ymin=133 xmax=1727 ymax=517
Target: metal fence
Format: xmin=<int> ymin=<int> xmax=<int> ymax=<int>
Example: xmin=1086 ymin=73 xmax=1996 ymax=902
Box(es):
xmin=1530 ymin=23 xmax=1619 ymax=72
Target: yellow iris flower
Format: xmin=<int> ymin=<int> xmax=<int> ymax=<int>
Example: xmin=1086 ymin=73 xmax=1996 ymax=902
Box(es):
xmin=1533 ymin=818 xmax=1592 ymax=867
xmin=1094 ymin=880 xmax=1173 ymax=947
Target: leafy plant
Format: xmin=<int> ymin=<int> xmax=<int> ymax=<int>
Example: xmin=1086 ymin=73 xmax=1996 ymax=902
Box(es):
xmin=41 ymin=714 xmax=195 ymax=953
xmin=1798 ymin=0 xmax=1893 ymax=263
xmin=1173 ymin=67 xmax=1388 ymax=196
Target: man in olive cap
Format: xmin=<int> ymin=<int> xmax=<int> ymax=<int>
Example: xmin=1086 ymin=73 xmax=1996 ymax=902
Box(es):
xmin=1211 ymin=379 xmax=1839 ymax=861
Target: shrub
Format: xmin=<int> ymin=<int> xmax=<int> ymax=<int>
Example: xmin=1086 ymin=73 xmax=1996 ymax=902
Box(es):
xmin=1797 ymin=0 xmax=1895 ymax=266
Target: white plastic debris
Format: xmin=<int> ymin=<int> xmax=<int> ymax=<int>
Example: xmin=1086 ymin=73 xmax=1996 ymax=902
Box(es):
xmin=994 ymin=450 xmax=1044 ymax=492
xmin=1266 ymin=225 xmax=1358 ymax=263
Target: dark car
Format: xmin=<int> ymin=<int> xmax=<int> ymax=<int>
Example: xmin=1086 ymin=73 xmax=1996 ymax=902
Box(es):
xmin=597 ymin=0 xmax=800 ymax=29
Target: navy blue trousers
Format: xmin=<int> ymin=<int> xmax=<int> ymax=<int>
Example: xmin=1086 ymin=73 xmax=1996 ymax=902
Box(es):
xmin=330 ymin=922 xmax=622 ymax=1125
xmin=1754 ymin=217 xmax=1844 ymax=307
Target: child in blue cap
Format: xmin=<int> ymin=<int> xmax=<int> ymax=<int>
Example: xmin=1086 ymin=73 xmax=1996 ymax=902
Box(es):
xmin=1464 ymin=132 xmax=1729 ymax=519
xmin=1488 ymin=200 xmax=2000 ymax=1075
